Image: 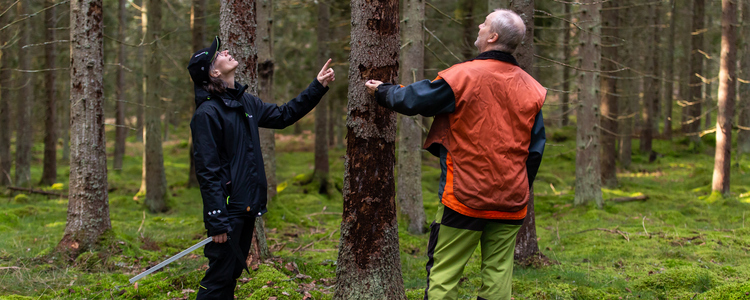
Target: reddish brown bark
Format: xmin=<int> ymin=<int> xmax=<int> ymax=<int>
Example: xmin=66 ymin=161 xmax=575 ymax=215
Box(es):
xmin=712 ymin=0 xmax=737 ymax=195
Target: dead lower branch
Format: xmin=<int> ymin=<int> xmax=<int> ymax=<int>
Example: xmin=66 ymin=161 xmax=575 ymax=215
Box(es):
xmin=609 ymin=195 xmax=649 ymax=202
xmin=7 ymin=186 xmax=67 ymax=198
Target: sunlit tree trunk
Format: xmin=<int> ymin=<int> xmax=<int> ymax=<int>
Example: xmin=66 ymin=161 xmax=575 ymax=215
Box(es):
xmin=144 ymin=0 xmax=168 ymax=213
xmin=58 ymin=0 xmax=111 ymax=256
xmin=664 ymin=0 xmax=676 ymax=140
xmin=15 ymin=0 xmax=32 ymax=187
xmin=113 ymin=0 xmax=127 ymax=172
xmin=600 ymin=0 xmax=618 ymax=187
xmin=0 ymin=0 xmax=10 ymax=186
xmin=220 ymin=0 xmax=272 ymax=262
xmin=334 ymin=0 xmax=405 ymax=298
xmin=561 ymin=2 xmax=571 ymax=127
xmin=739 ymin=0 xmax=750 ymax=155
xmin=685 ymin=0 xmax=704 ymax=142
xmin=712 ymin=0 xmax=737 ymax=195
xmin=575 ymin=0 xmax=603 ymax=208
xmin=314 ymin=0 xmax=330 ymax=194
xmin=187 ymin=0 xmax=206 ymax=188
xmin=398 ymin=0 xmax=426 ymax=235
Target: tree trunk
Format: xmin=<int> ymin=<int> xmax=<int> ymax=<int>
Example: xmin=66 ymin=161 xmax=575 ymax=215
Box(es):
xmin=15 ymin=0 xmax=33 ymax=187
xmin=664 ymin=0 xmax=676 ymax=140
xmin=136 ymin=0 xmax=146 ymax=142
xmin=144 ymin=0 xmax=168 ymax=213
xmin=712 ymin=0 xmax=736 ymax=195
xmin=739 ymin=0 xmax=750 ymax=155
xmin=113 ymin=0 xmax=127 ymax=172
xmin=398 ymin=0 xmax=426 ymax=235
xmin=0 ymin=2 xmax=12 ymax=187
xmin=40 ymin=0 xmax=59 ymax=185
xmin=58 ymin=0 xmax=111 ymax=256
xmin=187 ymin=0 xmax=206 ymax=188
xmin=314 ymin=0 xmax=330 ymax=194
xmin=618 ymin=0 xmax=634 ymax=169
xmin=575 ymin=0 xmax=603 ymax=208
xmin=220 ymin=0 xmax=272 ymax=263
xmin=334 ymin=0 xmax=405 ymax=299
xmin=600 ymin=0 xmax=618 ymax=187
xmin=459 ymin=0 xmax=475 ymax=60
xmin=561 ymin=2 xmax=571 ymax=127
xmin=640 ymin=4 xmax=660 ymax=155
xmin=685 ymin=0 xmax=704 ymax=142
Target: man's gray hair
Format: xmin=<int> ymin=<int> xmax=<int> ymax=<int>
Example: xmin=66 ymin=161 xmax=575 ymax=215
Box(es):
xmin=490 ymin=9 xmax=526 ymax=53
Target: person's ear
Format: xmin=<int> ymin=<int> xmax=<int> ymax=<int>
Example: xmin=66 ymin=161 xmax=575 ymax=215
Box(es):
xmin=209 ymin=68 xmax=221 ymax=78
xmin=488 ymin=32 xmax=499 ymax=44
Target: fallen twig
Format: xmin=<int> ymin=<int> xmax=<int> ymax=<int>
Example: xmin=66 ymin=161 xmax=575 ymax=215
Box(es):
xmin=642 ymin=216 xmax=651 ymax=238
xmin=0 ymin=266 xmax=23 ymax=270
xmin=609 ymin=195 xmax=649 ymax=202
xmin=574 ymin=227 xmax=630 ymax=242
xmin=292 ymin=229 xmax=339 ymax=254
xmin=7 ymin=186 xmax=67 ymax=198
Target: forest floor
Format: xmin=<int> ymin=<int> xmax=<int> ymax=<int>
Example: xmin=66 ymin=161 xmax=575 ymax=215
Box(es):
xmin=1 ymin=125 xmax=750 ymax=300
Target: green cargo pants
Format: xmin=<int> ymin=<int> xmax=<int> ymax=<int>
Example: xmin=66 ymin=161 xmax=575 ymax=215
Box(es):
xmin=424 ymin=203 xmax=521 ymax=300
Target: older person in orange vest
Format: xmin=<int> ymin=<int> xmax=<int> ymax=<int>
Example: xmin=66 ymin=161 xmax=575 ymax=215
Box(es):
xmin=366 ymin=9 xmax=546 ymax=300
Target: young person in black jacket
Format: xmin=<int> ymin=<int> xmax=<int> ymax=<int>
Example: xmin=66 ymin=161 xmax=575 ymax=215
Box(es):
xmin=187 ymin=36 xmax=335 ymax=299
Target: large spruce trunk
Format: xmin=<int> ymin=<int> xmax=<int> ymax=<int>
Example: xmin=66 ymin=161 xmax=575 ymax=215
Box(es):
xmin=333 ymin=0 xmax=406 ymax=299
xmin=574 ymin=0 xmax=603 ymax=207
xmin=58 ymin=0 xmax=111 ymax=256
xmin=600 ymin=0 xmax=618 ymax=187
xmin=144 ymin=0 xmax=168 ymax=213
xmin=40 ymin=0 xmax=58 ymax=185
xmin=398 ymin=0 xmax=426 ymax=235
xmin=220 ymin=0 xmax=271 ymax=262
xmin=15 ymin=0 xmax=32 ymax=187
xmin=712 ymin=0 xmax=737 ymax=195
xmin=313 ymin=0 xmax=330 ymax=194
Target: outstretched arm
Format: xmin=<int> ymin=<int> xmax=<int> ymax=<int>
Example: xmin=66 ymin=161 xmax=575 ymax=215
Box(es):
xmin=365 ymin=77 xmax=455 ymax=117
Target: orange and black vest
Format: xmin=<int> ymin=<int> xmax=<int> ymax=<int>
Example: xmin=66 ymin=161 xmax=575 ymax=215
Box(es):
xmin=424 ymin=58 xmax=547 ymax=216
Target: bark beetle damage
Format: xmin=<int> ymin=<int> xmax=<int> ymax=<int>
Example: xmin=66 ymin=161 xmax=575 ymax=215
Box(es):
xmin=343 ymin=133 xmax=396 ymax=269
xmin=350 ymin=105 xmax=394 ymax=135
xmin=364 ymin=0 xmax=399 ymax=35
xmin=87 ymin=1 xmax=103 ymax=24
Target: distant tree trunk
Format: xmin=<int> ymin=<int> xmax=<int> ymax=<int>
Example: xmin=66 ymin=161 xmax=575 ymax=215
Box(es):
xmin=575 ymin=0 xmax=603 ymax=208
xmin=704 ymin=12 xmax=714 ymax=131
xmin=58 ymin=0 xmax=111 ymax=256
xmin=739 ymin=0 xmax=750 ymax=155
xmin=459 ymin=0 xmax=475 ymax=60
xmin=144 ymin=0 xmax=168 ymax=213
xmin=187 ymin=0 xmax=206 ymax=188
xmin=220 ymin=0 xmax=272 ymax=263
xmin=136 ymin=0 xmax=146 ymax=142
xmin=712 ymin=0 xmax=736 ymax=195
xmin=328 ymin=97 xmax=337 ymax=147
xmin=619 ymin=1 xmax=634 ymax=168
xmin=685 ymin=0 xmax=704 ymax=142
xmin=600 ymin=0 xmax=618 ymax=187
xmin=664 ymin=0 xmax=676 ymax=140
xmin=398 ymin=0 xmax=426 ymax=235
xmin=0 ymin=2 xmax=10 ymax=186
xmin=15 ymin=0 xmax=32 ymax=187
xmin=334 ymin=0 xmax=405 ymax=299
xmin=113 ymin=0 xmax=127 ymax=172
xmin=40 ymin=0 xmax=59 ymax=185
xmin=314 ymin=1 xmax=330 ymax=194
xmin=640 ymin=4 xmax=660 ymax=155
xmin=561 ymin=2 xmax=571 ymax=127
xmin=253 ymin=0 xmax=275 ymax=264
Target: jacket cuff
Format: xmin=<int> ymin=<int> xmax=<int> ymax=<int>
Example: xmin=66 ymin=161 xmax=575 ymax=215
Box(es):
xmin=312 ymin=78 xmax=330 ymax=92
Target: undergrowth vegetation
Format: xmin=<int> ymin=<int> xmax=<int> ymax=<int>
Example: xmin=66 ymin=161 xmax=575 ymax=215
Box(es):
xmin=1 ymin=123 xmax=750 ymax=299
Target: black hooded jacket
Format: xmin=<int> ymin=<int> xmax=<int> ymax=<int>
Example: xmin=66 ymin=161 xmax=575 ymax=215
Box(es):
xmin=191 ymin=79 xmax=328 ymax=236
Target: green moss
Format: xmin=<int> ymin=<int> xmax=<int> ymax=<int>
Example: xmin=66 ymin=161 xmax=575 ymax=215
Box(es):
xmin=634 ymin=266 xmax=717 ymax=296
xmin=702 ymin=281 xmax=750 ymax=300
xmin=12 ymin=194 xmax=29 ymax=204
xmin=0 ymin=211 xmax=20 ymax=227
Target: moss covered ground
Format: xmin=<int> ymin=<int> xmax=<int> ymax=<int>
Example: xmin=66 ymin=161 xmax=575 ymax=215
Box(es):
xmin=1 ymin=123 xmax=750 ymax=299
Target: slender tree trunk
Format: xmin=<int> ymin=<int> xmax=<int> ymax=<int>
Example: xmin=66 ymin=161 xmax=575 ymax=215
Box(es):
xmin=664 ymin=0 xmax=676 ymax=140
xmin=220 ymin=0 xmax=272 ymax=263
xmin=58 ymin=0 xmax=111 ymax=256
xmin=398 ymin=0 xmax=426 ymax=235
xmin=600 ymin=0 xmax=618 ymax=187
xmin=685 ymin=0 xmax=705 ymax=142
xmin=334 ymin=0 xmax=405 ymax=299
xmin=712 ymin=0 xmax=737 ymax=195
xmin=15 ymin=0 xmax=33 ymax=187
xmin=113 ymin=0 xmax=127 ymax=172
xmin=40 ymin=0 xmax=58 ymax=185
xmin=314 ymin=1 xmax=330 ymax=194
xmin=460 ymin=0 xmax=475 ymax=60
xmin=136 ymin=0 xmax=146 ymax=142
xmin=561 ymin=2 xmax=571 ymax=127
xmin=0 ymin=2 xmax=12 ymax=186
xmin=640 ymin=4 xmax=660 ymax=155
xmin=187 ymin=0 xmax=206 ymax=188
xmin=619 ymin=1 xmax=634 ymax=168
xmin=144 ymin=0 xmax=168 ymax=212
xmin=739 ymin=0 xmax=750 ymax=155
xmin=575 ymin=0 xmax=603 ymax=208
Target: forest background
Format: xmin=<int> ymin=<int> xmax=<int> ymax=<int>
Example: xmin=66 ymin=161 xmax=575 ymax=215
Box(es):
xmin=1 ymin=0 xmax=750 ymax=299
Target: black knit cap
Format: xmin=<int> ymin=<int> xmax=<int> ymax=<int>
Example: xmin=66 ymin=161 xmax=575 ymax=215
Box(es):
xmin=187 ymin=36 xmax=221 ymax=86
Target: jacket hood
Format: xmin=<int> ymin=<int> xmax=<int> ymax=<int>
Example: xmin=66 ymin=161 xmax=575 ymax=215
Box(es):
xmin=194 ymin=82 xmax=248 ymax=108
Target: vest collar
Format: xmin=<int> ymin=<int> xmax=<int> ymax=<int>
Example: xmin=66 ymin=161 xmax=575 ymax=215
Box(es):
xmin=468 ymin=51 xmax=519 ymax=66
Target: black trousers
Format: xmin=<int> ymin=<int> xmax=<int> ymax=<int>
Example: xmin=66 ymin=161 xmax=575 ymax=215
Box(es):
xmin=196 ymin=215 xmax=255 ymax=300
